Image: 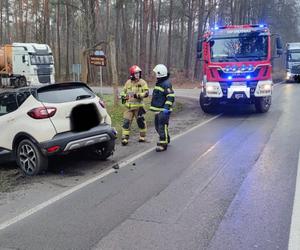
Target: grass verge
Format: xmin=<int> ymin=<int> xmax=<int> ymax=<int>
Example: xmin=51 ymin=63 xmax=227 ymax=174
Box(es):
xmin=100 ymin=95 xmax=183 ymax=140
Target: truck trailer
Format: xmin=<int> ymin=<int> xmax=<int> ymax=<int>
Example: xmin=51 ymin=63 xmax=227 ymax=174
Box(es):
xmin=198 ymin=24 xmax=283 ymax=113
xmin=0 ymin=43 xmax=55 ymax=88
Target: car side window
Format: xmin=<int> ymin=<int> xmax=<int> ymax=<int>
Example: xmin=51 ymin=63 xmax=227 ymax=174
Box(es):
xmin=0 ymin=93 xmax=18 ymax=116
xmin=16 ymin=91 xmax=31 ymax=106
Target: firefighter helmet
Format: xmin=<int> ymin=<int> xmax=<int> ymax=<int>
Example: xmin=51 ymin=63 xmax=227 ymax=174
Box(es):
xmin=129 ymin=65 xmax=142 ymax=75
xmin=153 ymin=64 xmax=168 ymax=78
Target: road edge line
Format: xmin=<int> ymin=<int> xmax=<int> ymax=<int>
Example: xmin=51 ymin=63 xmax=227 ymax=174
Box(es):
xmin=288 ymin=150 xmax=300 ymax=250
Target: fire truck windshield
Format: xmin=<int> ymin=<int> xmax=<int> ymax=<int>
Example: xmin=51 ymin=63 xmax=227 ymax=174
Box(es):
xmin=210 ymin=33 xmax=268 ymax=62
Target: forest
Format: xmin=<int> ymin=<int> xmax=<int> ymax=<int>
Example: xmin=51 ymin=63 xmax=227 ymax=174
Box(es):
xmin=0 ymin=0 xmax=299 ymax=85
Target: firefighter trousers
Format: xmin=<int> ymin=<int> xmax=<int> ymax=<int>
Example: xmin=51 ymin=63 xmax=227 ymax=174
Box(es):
xmin=154 ymin=112 xmax=170 ymax=146
xmin=122 ymin=107 xmax=147 ymax=139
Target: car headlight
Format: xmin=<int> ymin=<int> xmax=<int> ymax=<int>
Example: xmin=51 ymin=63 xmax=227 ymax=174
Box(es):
xmin=287 ymin=71 xmax=292 ymax=78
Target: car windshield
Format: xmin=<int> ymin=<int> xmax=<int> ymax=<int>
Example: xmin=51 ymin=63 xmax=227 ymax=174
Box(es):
xmin=210 ymin=33 xmax=268 ymax=62
xmin=37 ymin=85 xmax=95 ymax=103
xmin=287 ymin=51 xmax=300 ymax=62
xmin=0 ymin=93 xmax=18 ymax=116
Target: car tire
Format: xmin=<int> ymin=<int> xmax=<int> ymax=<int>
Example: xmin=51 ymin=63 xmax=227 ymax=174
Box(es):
xmin=91 ymin=140 xmax=115 ymax=161
xmin=16 ymin=139 xmax=48 ymax=176
xmin=255 ymin=96 xmax=271 ymax=113
xmin=199 ymin=92 xmax=217 ymax=114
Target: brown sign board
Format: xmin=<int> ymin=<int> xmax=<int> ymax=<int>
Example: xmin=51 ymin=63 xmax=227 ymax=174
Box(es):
xmin=90 ymin=55 xmax=106 ymax=66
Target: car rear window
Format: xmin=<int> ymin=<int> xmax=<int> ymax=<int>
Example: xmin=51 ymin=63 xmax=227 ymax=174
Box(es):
xmin=37 ymin=86 xmax=95 ymax=103
xmin=0 ymin=93 xmax=18 ymax=116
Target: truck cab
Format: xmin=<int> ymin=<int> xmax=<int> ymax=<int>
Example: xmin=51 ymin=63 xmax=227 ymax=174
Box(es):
xmin=0 ymin=43 xmax=55 ymax=87
xmin=198 ymin=25 xmax=282 ymax=113
xmin=286 ymin=43 xmax=300 ymax=82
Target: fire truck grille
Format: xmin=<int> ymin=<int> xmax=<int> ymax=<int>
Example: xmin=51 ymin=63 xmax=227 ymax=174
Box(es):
xmin=218 ymin=68 xmax=261 ymax=79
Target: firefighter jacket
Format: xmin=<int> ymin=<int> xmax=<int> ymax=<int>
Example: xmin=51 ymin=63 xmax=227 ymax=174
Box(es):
xmin=150 ymin=77 xmax=175 ymax=112
xmin=120 ymin=79 xmax=149 ymax=109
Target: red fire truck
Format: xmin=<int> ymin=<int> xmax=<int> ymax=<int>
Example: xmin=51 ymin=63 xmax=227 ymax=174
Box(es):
xmin=198 ymin=24 xmax=283 ymax=113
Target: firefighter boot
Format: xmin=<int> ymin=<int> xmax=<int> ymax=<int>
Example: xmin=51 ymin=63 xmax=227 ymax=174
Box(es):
xmin=139 ymin=137 xmax=146 ymax=143
xmin=156 ymin=143 xmax=167 ymax=152
xmin=121 ymin=136 xmax=129 ymax=146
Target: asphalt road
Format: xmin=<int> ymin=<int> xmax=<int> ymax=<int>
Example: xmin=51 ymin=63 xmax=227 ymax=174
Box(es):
xmin=0 ymin=83 xmax=299 ymax=250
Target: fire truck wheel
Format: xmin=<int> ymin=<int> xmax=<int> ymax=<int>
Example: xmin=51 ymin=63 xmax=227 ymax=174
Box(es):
xmin=255 ymin=96 xmax=271 ymax=113
xmin=199 ymin=92 xmax=216 ymax=114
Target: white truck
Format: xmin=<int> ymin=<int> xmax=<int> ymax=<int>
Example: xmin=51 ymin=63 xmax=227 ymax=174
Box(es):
xmin=0 ymin=43 xmax=55 ymax=87
xmin=286 ymin=43 xmax=300 ymax=82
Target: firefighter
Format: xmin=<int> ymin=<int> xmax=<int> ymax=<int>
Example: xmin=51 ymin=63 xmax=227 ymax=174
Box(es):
xmin=150 ymin=64 xmax=175 ymax=152
xmin=120 ymin=65 xmax=149 ymax=146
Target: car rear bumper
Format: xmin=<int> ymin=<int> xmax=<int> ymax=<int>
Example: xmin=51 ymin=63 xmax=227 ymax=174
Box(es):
xmin=40 ymin=124 xmax=117 ymax=156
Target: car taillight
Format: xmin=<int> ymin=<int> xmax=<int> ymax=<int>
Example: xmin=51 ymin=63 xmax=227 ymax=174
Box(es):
xmin=47 ymin=145 xmax=60 ymax=153
xmin=27 ymin=107 xmax=57 ymax=119
xmin=99 ymin=100 xmax=106 ymax=108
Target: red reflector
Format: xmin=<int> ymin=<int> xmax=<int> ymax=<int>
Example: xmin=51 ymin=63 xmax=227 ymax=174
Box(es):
xmin=47 ymin=146 xmax=60 ymax=153
xmin=27 ymin=107 xmax=57 ymax=119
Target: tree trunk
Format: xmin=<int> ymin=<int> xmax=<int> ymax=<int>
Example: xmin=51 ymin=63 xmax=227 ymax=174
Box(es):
xmin=115 ymin=1 xmax=121 ymax=76
xmin=121 ymin=2 xmax=130 ymax=68
xmin=43 ymin=0 xmax=49 ymax=44
xmin=23 ymin=0 xmax=28 ymax=42
xmin=108 ymin=36 xmax=119 ymax=106
xmin=56 ymin=2 xmax=61 ymax=78
xmin=65 ymin=0 xmax=70 ymax=79
xmin=194 ymin=0 xmax=205 ymax=79
xmin=5 ymin=0 xmax=10 ymax=43
xmin=154 ymin=0 xmax=161 ymax=65
xmin=148 ymin=0 xmax=155 ymax=75
xmin=167 ymin=0 xmax=173 ymax=69
xmin=184 ymin=0 xmax=194 ymax=77
xmin=0 ymin=0 xmax=3 ymax=44
xmin=140 ymin=0 xmax=150 ymax=72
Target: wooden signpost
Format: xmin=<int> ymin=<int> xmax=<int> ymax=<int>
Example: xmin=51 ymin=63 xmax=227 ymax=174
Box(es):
xmin=90 ymin=51 xmax=106 ymax=95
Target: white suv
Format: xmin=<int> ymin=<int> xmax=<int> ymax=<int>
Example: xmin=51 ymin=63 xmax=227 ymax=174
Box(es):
xmin=0 ymin=82 xmax=116 ymax=175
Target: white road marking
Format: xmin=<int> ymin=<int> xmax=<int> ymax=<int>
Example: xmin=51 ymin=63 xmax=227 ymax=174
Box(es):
xmin=288 ymin=151 xmax=300 ymax=250
xmin=0 ymin=114 xmax=221 ymax=231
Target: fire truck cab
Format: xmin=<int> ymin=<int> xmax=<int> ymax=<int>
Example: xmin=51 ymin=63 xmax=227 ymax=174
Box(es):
xmin=198 ymin=24 xmax=283 ymax=113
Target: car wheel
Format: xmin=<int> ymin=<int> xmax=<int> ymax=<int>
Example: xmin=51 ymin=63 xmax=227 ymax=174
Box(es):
xmin=16 ymin=139 xmax=48 ymax=175
xmin=255 ymin=96 xmax=271 ymax=113
xmin=91 ymin=140 xmax=115 ymax=161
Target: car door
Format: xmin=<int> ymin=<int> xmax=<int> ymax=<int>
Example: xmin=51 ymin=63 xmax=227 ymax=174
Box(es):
xmin=0 ymin=92 xmax=19 ymax=150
